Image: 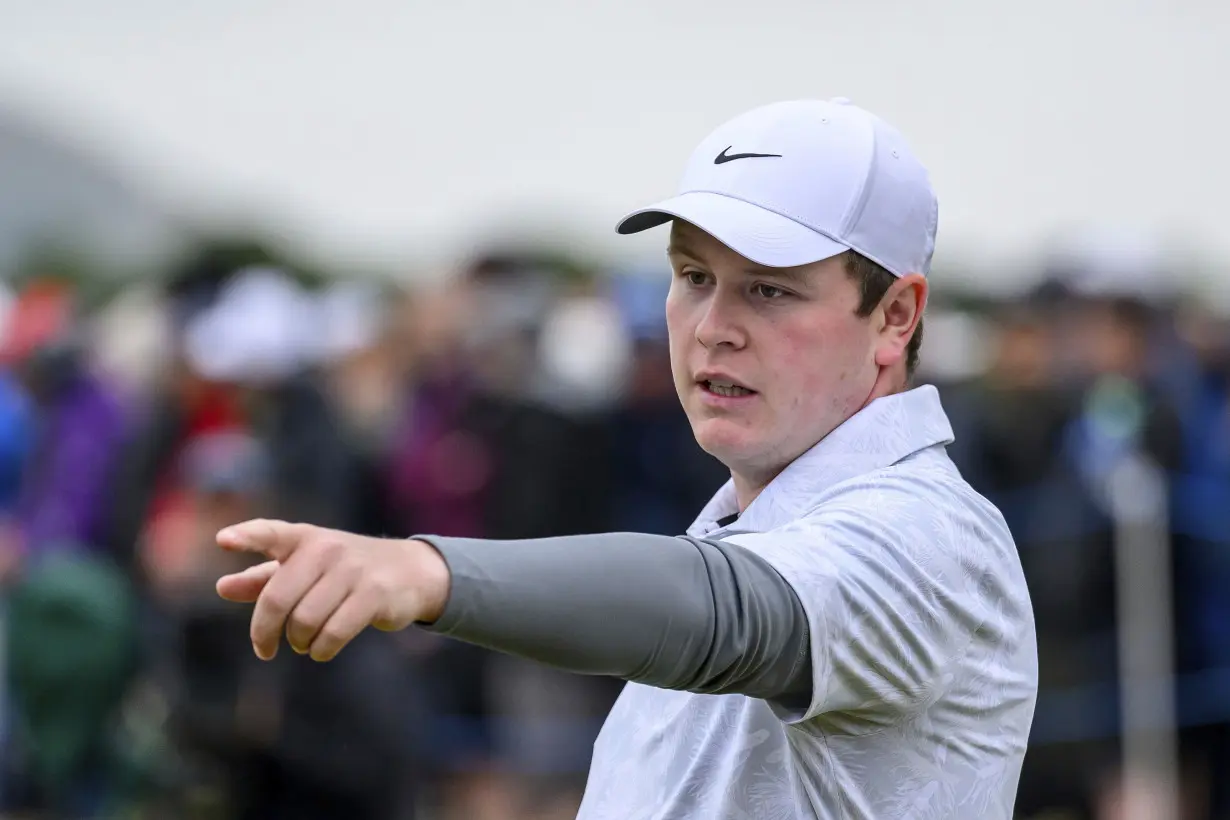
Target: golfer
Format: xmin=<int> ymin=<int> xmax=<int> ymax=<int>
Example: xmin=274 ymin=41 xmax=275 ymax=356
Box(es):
xmin=216 ymin=98 xmax=1038 ymax=819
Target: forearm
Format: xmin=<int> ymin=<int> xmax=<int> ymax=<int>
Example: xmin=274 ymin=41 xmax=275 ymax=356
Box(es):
xmin=415 ymin=532 xmax=811 ymax=700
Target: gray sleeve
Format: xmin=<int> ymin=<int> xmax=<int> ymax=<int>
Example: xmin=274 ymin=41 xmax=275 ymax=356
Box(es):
xmin=414 ymin=532 xmax=812 ymax=703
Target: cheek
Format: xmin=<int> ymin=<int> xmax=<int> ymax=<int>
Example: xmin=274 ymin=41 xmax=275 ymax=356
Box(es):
xmin=665 ymin=288 xmax=691 ymax=335
xmin=774 ymin=320 xmax=873 ymax=413
xmin=667 ymin=338 xmax=689 ymax=395
xmin=665 ymin=295 xmax=695 ymax=379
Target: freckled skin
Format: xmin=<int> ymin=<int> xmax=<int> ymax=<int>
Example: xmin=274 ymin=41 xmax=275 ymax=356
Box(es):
xmin=664 ymin=220 xmax=925 ymax=509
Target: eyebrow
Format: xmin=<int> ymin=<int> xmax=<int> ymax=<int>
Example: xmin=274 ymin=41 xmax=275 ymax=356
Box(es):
xmin=666 ymin=243 xmax=812 ymax=284
xmin=665 ymin=241 xmax=700 ymax=261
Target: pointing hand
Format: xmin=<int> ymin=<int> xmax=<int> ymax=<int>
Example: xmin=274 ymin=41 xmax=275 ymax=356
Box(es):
xmin=215 ymin=519 xmax=450 ymax=662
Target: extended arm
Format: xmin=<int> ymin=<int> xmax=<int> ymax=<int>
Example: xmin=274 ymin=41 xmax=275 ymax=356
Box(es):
xmin=417 ymin=532 xmax=812 ymax=702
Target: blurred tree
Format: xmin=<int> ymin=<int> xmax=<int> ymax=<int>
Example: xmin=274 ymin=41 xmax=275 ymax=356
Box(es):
xmin=7 ymin=241 xmax=134 ymax=315
xmin=462 ymin=247 xmax=596 ymax=287
xmin=164 ymin=235 xmax=330 ymax=294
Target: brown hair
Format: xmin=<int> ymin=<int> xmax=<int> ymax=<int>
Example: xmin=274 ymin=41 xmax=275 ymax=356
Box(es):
xmin=844 ymin=252 xmax=923 ymax=379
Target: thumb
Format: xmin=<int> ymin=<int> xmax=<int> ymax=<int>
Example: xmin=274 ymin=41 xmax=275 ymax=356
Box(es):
xmin=217 ymin=518 xmax=310 ymax=561
xmin=217 ymin=560 xmax=279 ymax=603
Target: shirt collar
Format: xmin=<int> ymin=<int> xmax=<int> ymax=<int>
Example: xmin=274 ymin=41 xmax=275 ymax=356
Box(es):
xmin=687 ymin=384 xmax=955 ymax=538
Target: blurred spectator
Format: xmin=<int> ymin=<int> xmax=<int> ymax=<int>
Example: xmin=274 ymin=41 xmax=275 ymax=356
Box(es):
xmin=106 ymin=267 xmax=359 ymax=565
xmin=90 ymin=283 xmax=176 ymax=400
xmin=0 ymin=279 xmax=136 ymax=817
xmin=0 ymin=367 xmax=30 ymax=766
xmin=314 ymin=279 xmax=415 ymax=545
xmin=0 ymin=368 xmax=32 ymax=549
xmin=535 ymin=285 xmax=632 ymax=414
xmin=378 ymin=262 xmax=616 ymax=819
xmin=3 ymin=550 xmax=140 ymax=817
xmin=101 ymin=265 xmax=417 ymax=820
xmin=0 ymin=279 xmax=128 ymax=576
xmin=1167 ymin=303 xmax=1230 ymax=819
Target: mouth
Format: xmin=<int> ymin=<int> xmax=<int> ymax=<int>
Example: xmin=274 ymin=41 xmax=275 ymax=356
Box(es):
xmin=697 ymin=378 xmax=757 ymax=399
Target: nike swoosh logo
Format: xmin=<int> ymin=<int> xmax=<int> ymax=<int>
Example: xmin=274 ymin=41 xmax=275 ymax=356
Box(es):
xmin=714 ymin=146 xmax=783 ymax=164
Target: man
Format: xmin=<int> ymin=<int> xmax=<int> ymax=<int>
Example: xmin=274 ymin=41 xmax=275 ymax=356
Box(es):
xmin=215 ymin=98 xmax=1038 ymax=818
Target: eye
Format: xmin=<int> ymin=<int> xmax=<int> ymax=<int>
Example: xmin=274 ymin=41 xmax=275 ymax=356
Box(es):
xmin=683 ymin=270 xmax=710 ymax=287
xmin=753 ymin=283 xmax=788 ymax=300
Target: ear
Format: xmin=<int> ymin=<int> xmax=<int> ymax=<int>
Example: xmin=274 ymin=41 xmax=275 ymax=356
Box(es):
xmin=873 ymin=273 xmax=927 ymax=369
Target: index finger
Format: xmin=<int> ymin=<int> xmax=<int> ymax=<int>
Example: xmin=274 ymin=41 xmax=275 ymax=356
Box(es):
xmin=217 ymin=519 xmax=310 ymax=562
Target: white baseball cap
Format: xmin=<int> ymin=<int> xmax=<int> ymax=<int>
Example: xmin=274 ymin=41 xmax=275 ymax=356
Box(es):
xmin=617 ymin=98 xmax=938 ymax=277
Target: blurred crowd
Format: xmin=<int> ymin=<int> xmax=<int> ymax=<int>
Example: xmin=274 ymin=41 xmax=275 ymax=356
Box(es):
xmin=0 ymin=234 xmax=1229 ymax=820
xmin=0 ymin=243 xmax=728 ymax=820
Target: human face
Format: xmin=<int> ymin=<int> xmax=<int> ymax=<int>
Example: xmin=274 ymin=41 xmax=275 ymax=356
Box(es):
xmin=665 ymin=221 xmax=920 ymax=506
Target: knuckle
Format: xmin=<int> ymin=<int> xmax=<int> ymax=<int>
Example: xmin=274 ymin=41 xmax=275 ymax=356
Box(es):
xmin=289 ymin=609 xmax=320 ymax=634
xmin=318 ymin=538 xmax=346 ymax=565
xmin=339 ymin=546 xmax=366 ymax=573
xmin=358 ymin=574 xmax=386 ymax=601
xmin=342 ymin=562 xmax=366 ymax=589
xmin=262 ymin=591 xmax=293 ymax=614
xmin=257 ymin=519 xmax=285 ymax=538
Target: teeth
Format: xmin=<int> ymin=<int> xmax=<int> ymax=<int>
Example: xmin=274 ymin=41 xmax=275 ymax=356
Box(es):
xmin=706 ymin=381 xmax=752 ymax=397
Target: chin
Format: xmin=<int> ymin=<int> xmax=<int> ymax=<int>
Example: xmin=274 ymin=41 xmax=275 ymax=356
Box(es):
xmin=690 ymin=417 xmax=760 ymax=465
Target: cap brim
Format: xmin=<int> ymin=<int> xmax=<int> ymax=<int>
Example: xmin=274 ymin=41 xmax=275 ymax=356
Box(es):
xmin=616 ymin=192 xmax=848 ymax=268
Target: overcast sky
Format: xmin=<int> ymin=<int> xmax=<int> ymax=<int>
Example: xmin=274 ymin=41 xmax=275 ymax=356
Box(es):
xmin=0 ymin=0 xmax=1226 ymax=288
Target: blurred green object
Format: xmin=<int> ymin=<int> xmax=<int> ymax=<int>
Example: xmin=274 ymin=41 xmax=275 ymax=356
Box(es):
xmin=4 ymin=548 xmax=140 ymax=810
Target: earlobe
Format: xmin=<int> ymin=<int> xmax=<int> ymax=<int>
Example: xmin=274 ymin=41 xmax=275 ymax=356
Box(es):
xmin=873 ymin=338 xmax=905 ymax=369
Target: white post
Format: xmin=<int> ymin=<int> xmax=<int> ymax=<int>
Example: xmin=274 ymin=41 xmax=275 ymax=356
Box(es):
xmin=1108 ymin=453 xmax=1180 ymax=820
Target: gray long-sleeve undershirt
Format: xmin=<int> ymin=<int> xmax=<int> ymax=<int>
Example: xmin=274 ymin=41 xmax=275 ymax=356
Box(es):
xmin=415 ymin=532 xmax=812 ymax=704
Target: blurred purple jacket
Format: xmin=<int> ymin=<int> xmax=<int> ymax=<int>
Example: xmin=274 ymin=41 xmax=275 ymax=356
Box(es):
xmin=16 ymin=373 xmax=127 ymax=556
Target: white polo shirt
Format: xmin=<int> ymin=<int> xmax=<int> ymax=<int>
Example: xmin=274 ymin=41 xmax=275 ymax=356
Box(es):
xmin=577 ymin=385 xmax=1038 ymax=819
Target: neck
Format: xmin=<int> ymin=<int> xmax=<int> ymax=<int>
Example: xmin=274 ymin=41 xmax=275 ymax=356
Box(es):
xmin=732 ymin=474 xmax=765 ymax=513
xmin=731 ymin=458 xmax=791 ymax=512
xmin=863 ymin=366 xmax=908 ymax=411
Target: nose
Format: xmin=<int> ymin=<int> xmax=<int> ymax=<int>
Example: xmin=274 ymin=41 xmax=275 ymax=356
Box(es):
xmin=694 ymin=288 xmax=747 ymax=350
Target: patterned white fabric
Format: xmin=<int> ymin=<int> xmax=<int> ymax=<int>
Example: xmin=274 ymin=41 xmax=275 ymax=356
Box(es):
xmin=577 ymin=385 xmax=1038 ymax=819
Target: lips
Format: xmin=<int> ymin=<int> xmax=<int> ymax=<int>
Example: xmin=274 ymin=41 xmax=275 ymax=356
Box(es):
xmin=696 ymin=372 xmax=757 ymax=398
